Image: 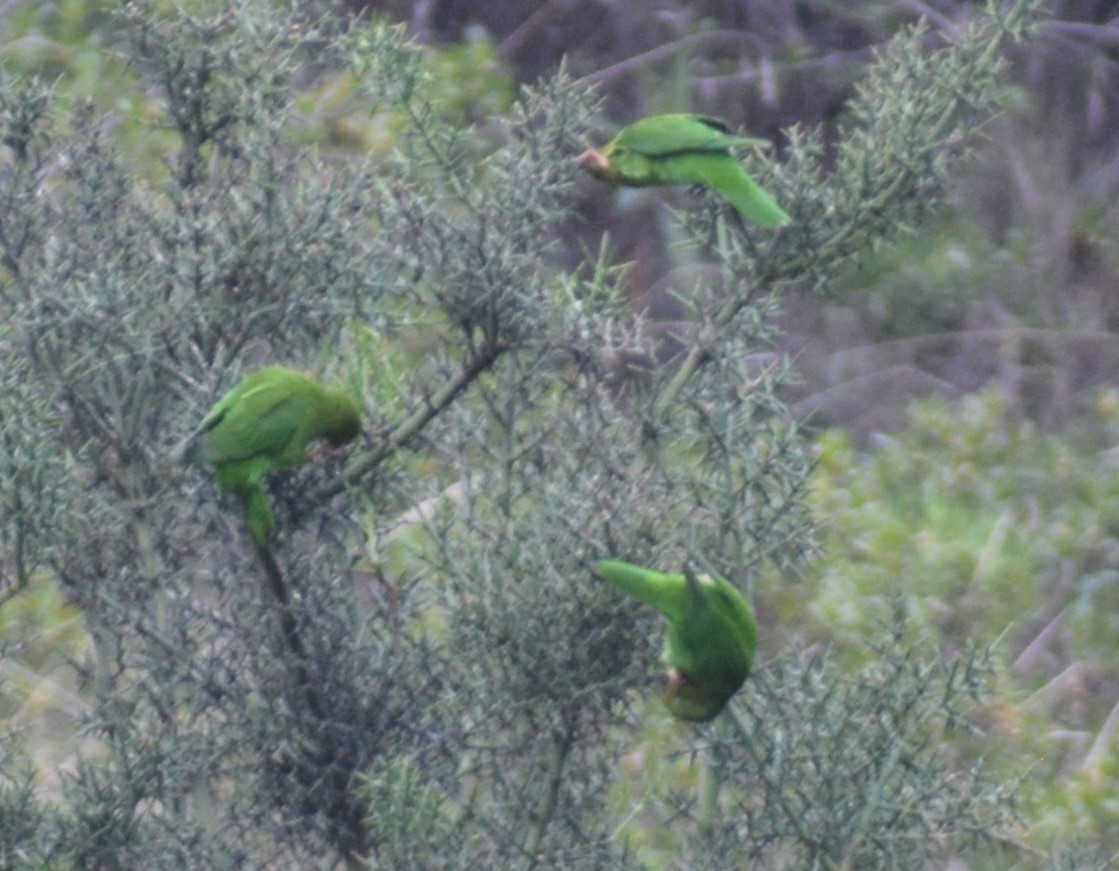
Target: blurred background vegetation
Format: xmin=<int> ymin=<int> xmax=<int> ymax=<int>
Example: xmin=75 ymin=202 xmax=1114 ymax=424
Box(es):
xmin=2 ymin=0 xmax=1119 ymax=867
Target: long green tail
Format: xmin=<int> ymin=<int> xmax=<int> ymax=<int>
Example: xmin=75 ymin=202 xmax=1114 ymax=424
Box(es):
xmin=679 ymin=154 xmax=790 ymax=228
xmin=597 ymin=559 xmax=687 ymax=622
xmin=239 ymin=484 xmax=277 ymax=548
xmin=702 ymin=158 xmax=792 ymax=227
xmin=722 ymin=170 xmax=790 ymax=228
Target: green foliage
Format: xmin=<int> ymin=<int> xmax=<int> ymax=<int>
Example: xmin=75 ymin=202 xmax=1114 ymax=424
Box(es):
xmin=795 ymin=386 xmax=1119 ymax=860
xmin=718 ymin=631 xmax=1018 ymax=869
xmin=422 ymin=26 xmax=517 ymax=124
xmin=609 ymin=622 xmax=1021 ymax=869
xmin=0 ymin=0 xmax=1048 ymax=867
xmin=360 ymin=756 xmax=456 ymax=869
xmin=0 ymin=754 xmax=57 ymax=870
xmin=0 ymin=0 xmax=118 ymax=90
xmin=829 ymin=220 xmax=994 ymax=340
xmin=810 ymin=388 xmax=1119 ymax=657
xmin=0 ymin=335 xmax=70 ymax=594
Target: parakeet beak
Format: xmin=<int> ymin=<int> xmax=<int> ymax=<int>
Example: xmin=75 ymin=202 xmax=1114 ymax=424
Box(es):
xmin=310 ymin=443 xmax=349 ymax=460
xmin=576 ymin=148 xmax=610 ymax=177
xmin=664 ymin=667 xmax=688 ymax=700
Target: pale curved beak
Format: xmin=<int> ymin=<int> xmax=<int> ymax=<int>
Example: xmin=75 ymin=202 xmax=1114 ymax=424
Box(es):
xmin=575 ymin=148 xmax=610 ymax=176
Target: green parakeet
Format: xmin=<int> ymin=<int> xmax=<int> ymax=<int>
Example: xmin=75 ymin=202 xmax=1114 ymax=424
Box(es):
xmin=577 ymin=113 xmax=790 ymax=228
xmin=194 ymin=365 xmax=361 ymax=547
xmin=597 ymin=558 xmax=757 ymax=722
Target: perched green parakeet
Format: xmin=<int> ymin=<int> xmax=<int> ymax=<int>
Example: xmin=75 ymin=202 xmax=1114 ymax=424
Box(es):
xmin=597 ymin=558 xmax=757 ymax=722
xmin=194 ymin=365 xmax=361 ymax=547
xmin=577 ymin=113 xmax=790 ymax=228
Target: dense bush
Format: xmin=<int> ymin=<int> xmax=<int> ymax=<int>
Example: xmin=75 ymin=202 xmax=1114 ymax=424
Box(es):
xmin=0 ymin=1 xmax=1059 ymax=868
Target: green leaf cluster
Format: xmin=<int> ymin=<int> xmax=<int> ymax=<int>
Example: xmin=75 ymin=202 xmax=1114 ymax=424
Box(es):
xmin=788 ymin=386 xmax=1119 ymax=861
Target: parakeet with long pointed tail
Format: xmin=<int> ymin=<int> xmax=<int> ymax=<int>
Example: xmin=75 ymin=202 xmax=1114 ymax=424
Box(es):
xmin=598 ymin=558 xmax=757 ymax=721
xmin=577 ymin=113 xmax=790 ymax=228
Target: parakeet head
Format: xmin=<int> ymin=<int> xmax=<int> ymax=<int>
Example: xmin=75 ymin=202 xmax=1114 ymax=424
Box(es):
xmin=322 ymin=392 xmax=362 ymax=446
xmin=663 ymin=666 xmax=720 ymax=722
xmin=576 ymin=147 xmax=612 ymax=180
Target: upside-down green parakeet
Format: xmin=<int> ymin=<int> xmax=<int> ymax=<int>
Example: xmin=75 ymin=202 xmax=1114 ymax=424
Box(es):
xmin=597 ymin=558 xmax=757 ymax=721
xmin=194 ymin=365 xmax=361 ymax=547
xmin=577 ymin=113 xmax=790 ymax=228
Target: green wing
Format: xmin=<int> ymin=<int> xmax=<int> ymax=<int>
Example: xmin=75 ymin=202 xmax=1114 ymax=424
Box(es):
xmin=612 ymin=114 xmax=762 ymax=156
xmin=200 ymin=368 xmax=307 ymax=466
